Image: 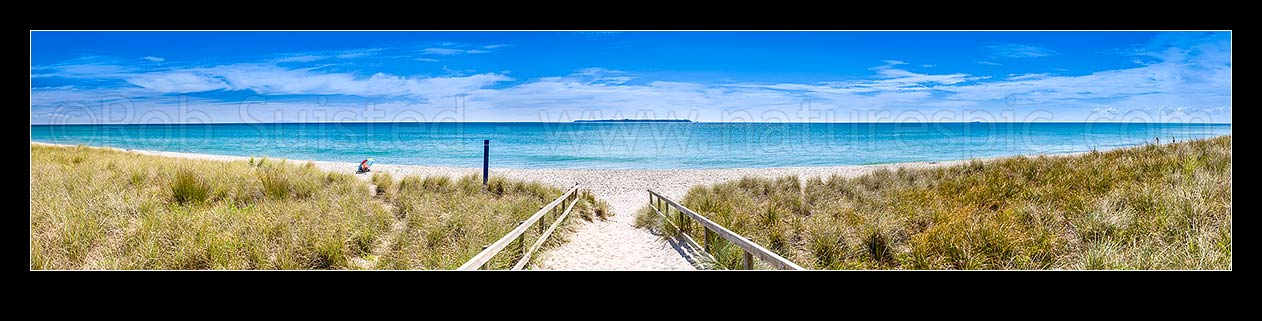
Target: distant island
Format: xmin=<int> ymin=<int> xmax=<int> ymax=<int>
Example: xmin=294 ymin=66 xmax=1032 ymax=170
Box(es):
xmin=573 ymin=119 xmax=693 ymax=123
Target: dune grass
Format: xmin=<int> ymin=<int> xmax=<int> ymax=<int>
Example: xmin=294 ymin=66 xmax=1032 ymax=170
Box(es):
xmin=30 ymin=144 xmax=598 ymax=270
xmin=374 ymin=173 xmax=610 ymax=270
xmin=30 ymin=144 xmax=393 ymax=269
xmin=641 ymin=136 xmax=1232 ymax=270
xmin=374 ymin=174 xmax=557 ymax=269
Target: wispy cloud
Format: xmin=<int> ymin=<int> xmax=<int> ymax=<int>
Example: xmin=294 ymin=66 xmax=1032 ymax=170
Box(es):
xmin=1006 ymin=73 xmax=1052 ymax=80
xmin=569 ymin=67 xmax=633 ymax=84
xmin=33 ymin=57 xmax=513 ymax=101
xmin=1094 ymin=106 xmax=1120 ymax=115
xmin=31 ymin=60 xmax=133 ymax=79
xmin=464 ymin=34 xmax=1228 ymax=120
xmin=421 ymin=48 xmax=461 ymax=55
xmin=142 ymin=56 xmax=164 ymax=62
xmin=127 ymin=72 xmax=227 ymax=92
xmin=415 ymin=58 xmax=441 ymax=62
xmin=977 ymin=61 xmax=1002 ymax=66
xmin=869 ymin=60 xmax=982 ymax=85
xmin=154 ymin=64 xmax=511 ymax=98
xmin=335 ymin=48 xmax=385 ymax=59
xmin=987 ymin=43 xmax=1058 ymax=58
xmin=274 ymin=55 xmax=326 ymax=63
xmin=941 ymin=34 xmax=1231 ymax=114
xmin=269 ymin=48 xmax=385 ymax=63
xmin=422 ymin=48 xmax=490 ymax=55
xmin=420 ymin=42 xmax=502 ymax=56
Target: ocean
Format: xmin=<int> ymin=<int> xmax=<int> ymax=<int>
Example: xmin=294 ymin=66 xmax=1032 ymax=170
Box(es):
xmin=30 ymin=122 xmax=1231 ymax=169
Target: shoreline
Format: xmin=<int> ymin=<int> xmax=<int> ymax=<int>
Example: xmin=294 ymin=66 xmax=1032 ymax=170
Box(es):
xmin=30 ymin=141 xmax=1107 ymax=196
xmin=30 ymin=141 xmax=1100 ymax=172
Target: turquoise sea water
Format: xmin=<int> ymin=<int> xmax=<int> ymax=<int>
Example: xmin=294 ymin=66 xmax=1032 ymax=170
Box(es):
xmin=29 ymin=122 xmax=1231 ymax=169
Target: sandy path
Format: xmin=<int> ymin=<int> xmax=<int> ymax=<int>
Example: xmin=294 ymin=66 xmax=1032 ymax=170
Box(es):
xmin=323 ymin=164 xmax=973 ymax=270
xmin=34 ymin=142 xmax=1052 ymax=270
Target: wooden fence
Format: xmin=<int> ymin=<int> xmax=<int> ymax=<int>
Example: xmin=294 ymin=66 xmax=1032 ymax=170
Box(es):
xmin=648 ymin=189 xmax=804 ymax=270
xmin=457 ymin=184 xmax=581 ymax=270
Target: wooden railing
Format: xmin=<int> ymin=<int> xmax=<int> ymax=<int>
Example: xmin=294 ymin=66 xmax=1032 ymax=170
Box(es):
xmin=648 ymin=190 xmax=804 ymax=270
xmin=458 ymin=184 xmax=581 ymax=270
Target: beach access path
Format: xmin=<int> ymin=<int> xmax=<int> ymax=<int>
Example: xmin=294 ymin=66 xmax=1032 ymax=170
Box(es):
xmin=34 ymin=143 xmax=993 ymax=270
xmin=328 ymin=163 xmax=968 ymax=270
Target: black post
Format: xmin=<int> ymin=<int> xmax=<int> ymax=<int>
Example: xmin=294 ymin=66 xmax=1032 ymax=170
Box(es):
xmin=483 ymin=140 xmax=490 ymax=187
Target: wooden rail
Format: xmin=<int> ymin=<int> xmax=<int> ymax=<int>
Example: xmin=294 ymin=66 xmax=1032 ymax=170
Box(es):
xmin=648 ymin=190 xmax=804 ymax=270
xmin=458 ymin=184 xmax=581 ymax=270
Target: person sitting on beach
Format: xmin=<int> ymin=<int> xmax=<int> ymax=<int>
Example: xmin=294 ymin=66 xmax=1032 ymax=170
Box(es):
xmin=357 ymin=158 xmax=374 ymax=173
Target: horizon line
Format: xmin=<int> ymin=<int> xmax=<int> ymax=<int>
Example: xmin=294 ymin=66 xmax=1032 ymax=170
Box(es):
xmin=30 ymin=30 xmax=1234 ymax=32
xmin=30 ymin=121 xmax=1234 ymax=125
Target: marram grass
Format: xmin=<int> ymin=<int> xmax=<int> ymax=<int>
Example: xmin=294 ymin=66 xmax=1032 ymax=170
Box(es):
xmin=376 ymin=174 xmax=610 ymax=270
xmin=640 ymin=136 xmax=1231 ymax=270
xmin=29 ymin=144 xmax=598 ymax=270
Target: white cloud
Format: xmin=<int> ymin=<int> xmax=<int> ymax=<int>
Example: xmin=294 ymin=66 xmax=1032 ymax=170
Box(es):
xmin=36 ymin=59 xmax=513 ymax=99
xmin=270 ymin=48 xmax=383 ymax=63
xmin=575 ymin=67 xmax=622 ymax=75
xmin=29 ymin=85 xmax=157 ymax=110
xmin=31 ymin=60 xmax=133 ymax=78
xmin=142 ymin=56 xmax=164 ymax=62
xmin=127 ymin=72 xmax=227 ymax=92
xmin=1006 ymin=73 xmax=1052 ymax=80
xmin=274 ymin=55 xmax=326 ymax=63
xmin=421 ymin=48 xmax=460 ymax=55
xmin=421 ymin=44 xmax=497 ymax=55
xmin=454 ymin=65 xmax=981 ymax=119
xmin=1094 ymin=106 xmax=1120 ymax=115
xmin=977 ymin=61 xmax=1002 ymax=66
xmin=334 ymin=48 xmax=385 ymax=59
xmin=940 ymin=35 xmax=1231 ymax=114
xmin=454 ymin=37 xmax=1228 ymax=120
xmin=422 ymin=47 xmax=493 ymax=55
xmin=31 ymin=85 xmax=74 ymax=90
xmin=869 ymin=60 xmax=981 ymax=85
xmin=874 ymin=69 xmax=978 ymax=85
xmin=335 ymin=52 xmax=369 ymax=59
xmin=193 ymin=63 xmax=513 ymax=97
xmin=415 ymin=58 xmax=441 ymax=62
xmin=987 ymin=43 xmax=1058 ymax=58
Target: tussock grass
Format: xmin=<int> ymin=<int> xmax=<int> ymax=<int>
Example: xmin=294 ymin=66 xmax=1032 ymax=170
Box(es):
xmin=258 ymin=164 xmax=320 ymax=200
xmin=30 ymin=144 xmax=392 ymax=269
xmin=375 ymin=176 xmax=606 ymax=270
xmin=647 ymin=136 xmax=1231 ymax=270
xmin=30 ymin=144 xmax=596 ymax=270
xmin=370 ymin=172 xmax=394 ymax=198
xmin=573 ymin=190 xmax=612 ymax=222
xmin=171 ymin=169 xmax=209 ymax=205
xmin=634 ymin=205 xmax=661 ymax=230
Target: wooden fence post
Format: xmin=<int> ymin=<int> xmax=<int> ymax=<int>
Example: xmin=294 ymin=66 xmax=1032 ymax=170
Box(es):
xmin=704 ymin=229 xmax=712 ymax=253
xmin=517 ymin=231 xmax=524 ymax=259
xmin=482 ymin=140 xmax=489 ymax=187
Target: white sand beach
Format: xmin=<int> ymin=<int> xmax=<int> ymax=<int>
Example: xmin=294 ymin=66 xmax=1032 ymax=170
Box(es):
xmin=32 ymin=142 xmax=1070 ymax=270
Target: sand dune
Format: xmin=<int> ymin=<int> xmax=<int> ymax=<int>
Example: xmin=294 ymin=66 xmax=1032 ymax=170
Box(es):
xmin=30 ymin=142 xmax=1030 ymax=270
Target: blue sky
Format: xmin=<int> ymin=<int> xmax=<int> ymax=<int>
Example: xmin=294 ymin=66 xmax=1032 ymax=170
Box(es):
xmin=30 ymin=31 xmax=1231 ymax=123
